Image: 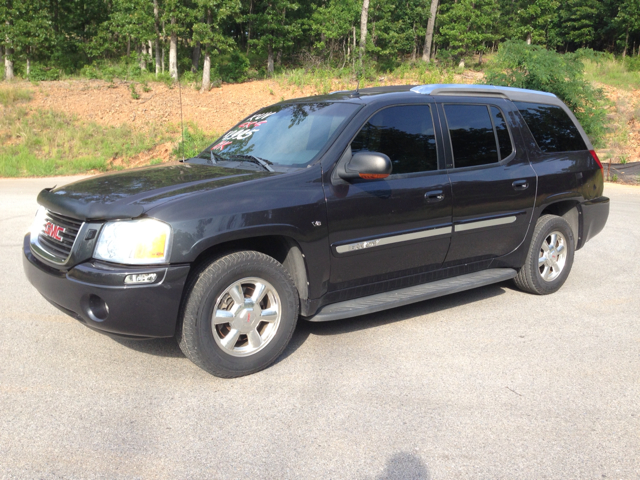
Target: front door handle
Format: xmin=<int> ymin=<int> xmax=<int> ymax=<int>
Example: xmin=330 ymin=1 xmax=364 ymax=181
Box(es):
xmin=512 ymin=180 xmax=529 ymax=190
xmin=425 ymin=190 xmax=445 ymax=203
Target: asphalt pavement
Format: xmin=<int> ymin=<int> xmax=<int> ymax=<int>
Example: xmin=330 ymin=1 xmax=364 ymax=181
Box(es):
xmin=1 ymin=176 xmax=638 ymax=479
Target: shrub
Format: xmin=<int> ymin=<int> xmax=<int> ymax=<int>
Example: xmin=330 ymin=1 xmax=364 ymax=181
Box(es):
xmin=28 ymin=65 xmax=62 ymax=81
xmin=173 ymin=123 xmax=219 ymax=160
xmin=219 ymin=51 xmax=250 ymax=83
xmin=625 ymin=55 xmax=640 ymax=72
xmin=483 ymin=40 xmax=608 ymax=146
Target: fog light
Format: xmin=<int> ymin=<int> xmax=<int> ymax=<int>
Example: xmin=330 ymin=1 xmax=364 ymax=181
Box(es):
xmin=87 ymin=294 xmax=109 ymax=322
xmin=124 ymin=273 xmax=157 ymax=285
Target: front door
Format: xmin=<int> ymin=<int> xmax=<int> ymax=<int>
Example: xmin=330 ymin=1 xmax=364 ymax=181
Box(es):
xmin=324 ymin=104 xmax=453 ymax=297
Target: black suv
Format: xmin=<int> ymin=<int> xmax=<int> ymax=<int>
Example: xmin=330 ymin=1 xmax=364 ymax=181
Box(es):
xmin=23 ymin=84 xmax=610 ymax=377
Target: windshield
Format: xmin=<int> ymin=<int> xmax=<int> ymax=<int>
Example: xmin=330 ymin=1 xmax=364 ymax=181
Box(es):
xmin=197 ymin=102 xmax=359 ymax=168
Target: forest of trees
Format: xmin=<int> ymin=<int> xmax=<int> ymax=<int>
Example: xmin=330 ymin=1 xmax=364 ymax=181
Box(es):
xmin=1 ymin=0 xmax=640 ymax=87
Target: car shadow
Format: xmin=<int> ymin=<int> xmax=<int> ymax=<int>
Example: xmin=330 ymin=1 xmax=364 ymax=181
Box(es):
xmin=277 ymin=280 xmax=511 ymax=363
xmin=110 ymin=281 xmax=511 ymax=361
xmin=111 ymin=336 xmax=185 ymax=358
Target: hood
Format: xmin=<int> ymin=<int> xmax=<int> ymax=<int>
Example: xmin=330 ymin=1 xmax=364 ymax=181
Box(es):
xmin=37 ymin=162 xmax=276 ymax=221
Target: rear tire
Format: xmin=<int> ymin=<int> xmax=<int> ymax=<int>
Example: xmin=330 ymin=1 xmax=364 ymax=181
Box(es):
xmin=177 ymin=251 xmax=299 ymax=378
xmin=514 ymin=215 xmax=575 ymax=295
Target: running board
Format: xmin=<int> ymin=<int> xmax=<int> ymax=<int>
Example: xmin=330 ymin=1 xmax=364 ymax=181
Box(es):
xmin=306 ymin=268 xmax=517 ymax=322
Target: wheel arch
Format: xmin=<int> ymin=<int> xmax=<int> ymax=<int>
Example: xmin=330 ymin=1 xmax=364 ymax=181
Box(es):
xmin=538 ymin=200 xmax=581 ymax=249
xmin=188 ymin=234 xmax=310 ymax=304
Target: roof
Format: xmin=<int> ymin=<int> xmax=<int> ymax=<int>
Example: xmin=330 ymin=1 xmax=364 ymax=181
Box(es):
xmin=285 ymin=83 xmax=565 ymax=110
xmin=316 ymin=83 xmax=560 ymax=105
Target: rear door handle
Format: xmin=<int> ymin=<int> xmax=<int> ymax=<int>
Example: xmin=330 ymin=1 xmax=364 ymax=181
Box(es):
xmin=512 ymin=180 xmax=529 ymax=190
xmin=425 ymin=190 xmax=445 ymax=203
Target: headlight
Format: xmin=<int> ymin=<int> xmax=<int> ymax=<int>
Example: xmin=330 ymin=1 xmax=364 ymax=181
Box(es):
xmin=30 ymin=206 xmax=47 ymax=237
xmin=94 ymin=218 xmax=172 ymax=265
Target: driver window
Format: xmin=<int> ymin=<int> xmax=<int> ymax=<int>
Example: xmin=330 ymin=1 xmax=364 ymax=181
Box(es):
xmin=351 ymin=105 xmax=438 ymax=174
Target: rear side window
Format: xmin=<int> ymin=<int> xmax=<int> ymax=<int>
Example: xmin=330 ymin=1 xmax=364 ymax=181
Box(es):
xmin=513 ymin=101 xmax=587 ymax=153
xmin=351 ymin=105 xmax=438 ymax=174
xmin=444 ymin=104 xmax=514 ymax=168
xmin=491 ymin=107 xmax=513 ymax=160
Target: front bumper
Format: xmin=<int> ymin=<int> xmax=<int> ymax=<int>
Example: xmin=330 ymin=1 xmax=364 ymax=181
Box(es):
xmin=23 ymin=234 xmax=190 ymax=339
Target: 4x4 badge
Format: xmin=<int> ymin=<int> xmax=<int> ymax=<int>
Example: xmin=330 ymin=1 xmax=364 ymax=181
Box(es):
xmin=43 ymin=222 xmax=65 ymax=242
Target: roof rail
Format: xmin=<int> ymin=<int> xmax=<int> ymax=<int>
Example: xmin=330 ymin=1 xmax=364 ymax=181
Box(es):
xmin=410 ymin=84 xmax=556 ymax=98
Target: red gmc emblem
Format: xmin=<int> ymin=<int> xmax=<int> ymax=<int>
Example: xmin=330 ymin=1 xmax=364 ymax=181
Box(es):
xmin=43 ymin=222 xmax=65 ymax=241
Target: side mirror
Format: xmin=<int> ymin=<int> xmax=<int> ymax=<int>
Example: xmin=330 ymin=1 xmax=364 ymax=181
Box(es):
xmin=338 ymin=151 xmax=392 ymax=180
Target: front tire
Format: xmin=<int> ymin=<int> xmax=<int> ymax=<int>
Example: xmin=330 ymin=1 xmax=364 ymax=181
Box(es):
xmin=514 ymin=215 xmax=575 ymax=295
xmin=178 ymin=251 xmax=299 ymax=378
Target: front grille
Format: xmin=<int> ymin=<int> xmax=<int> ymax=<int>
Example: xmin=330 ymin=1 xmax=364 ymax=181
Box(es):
xmin=37 ymin=210 xmax=83 ymax=262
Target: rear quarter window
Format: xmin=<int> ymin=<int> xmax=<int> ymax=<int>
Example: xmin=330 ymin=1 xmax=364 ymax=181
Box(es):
xmin=513 ymin=101 xmax=587 ymax=153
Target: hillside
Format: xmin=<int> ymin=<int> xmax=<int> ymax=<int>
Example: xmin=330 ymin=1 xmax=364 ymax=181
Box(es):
xmin=1 ymin=74 xmax=638 ymax=180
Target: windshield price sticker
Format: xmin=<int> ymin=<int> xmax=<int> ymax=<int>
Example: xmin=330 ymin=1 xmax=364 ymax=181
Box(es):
xmin=215 ymin=111 xmax=277 ymax=150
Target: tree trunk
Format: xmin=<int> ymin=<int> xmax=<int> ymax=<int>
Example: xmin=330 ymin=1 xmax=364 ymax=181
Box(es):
xmin=26 ymin=57 xmax=30 ymax=77
xmin=411 ymin=22 xmax=417 ymax=61
xmin=276 ymin=49 xmax=282 ymax=66
xmin=169 ymin=17 xmax=178 ymax=80
xmin=201 ymin=9 xmax=212 ymax=92
xmin=526 ymin=32 xmax=532 ymax=45
xmin=4 ymin=46 xmax=14 ymax=81
xmin=153 ymin=0 xmax=161 ymax=77
xmin=246 ymin=0 xmax=253 ymax=54
xmin=201 ymin=49 xmax=211 ymax=92
xmin=422 ymin=0 xmax=439 ymax=62
xmin=192 ymin=42 xmax=201 ymax=73
xmin=267 ymin=43 xmax=274 ymax=75
xmin=352 ymin=26 xmax=356 ymax=68
xmin=139 ymin=43 xmax=147 ymax=71
xmin=359 ymin=0 xmax=370 ymax=66
xmin=622 ymin=27 xmax=629 ymax=59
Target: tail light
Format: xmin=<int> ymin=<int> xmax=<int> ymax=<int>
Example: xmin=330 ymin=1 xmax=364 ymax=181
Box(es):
xmin=589 ymin=150 xmax=603 ymax=176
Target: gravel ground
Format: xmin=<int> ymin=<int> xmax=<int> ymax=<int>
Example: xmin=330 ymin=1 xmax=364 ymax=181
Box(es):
xmin=1 ymin=177 xmax=638 ymax=480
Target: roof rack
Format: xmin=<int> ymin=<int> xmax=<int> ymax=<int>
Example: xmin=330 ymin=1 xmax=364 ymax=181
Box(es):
xmin=410 ymin=84 xmax=556 ymax=99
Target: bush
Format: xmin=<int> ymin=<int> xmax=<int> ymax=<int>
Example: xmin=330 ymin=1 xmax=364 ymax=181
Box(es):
xmin=173 ymin=123 xmax=219 ymax=160
xmin=483 ymin=40 xmax=608 ymax=145
xmin=625 ymin=55 xmax=640 ymax=72
xmin=219 ymin=51 xmax=250 ymax=83
xmin=28 ymin=64 xmax=62 ymax=81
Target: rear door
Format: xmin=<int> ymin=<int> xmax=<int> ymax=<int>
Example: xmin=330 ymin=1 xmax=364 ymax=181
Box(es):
xmin=437 ymin=98 xmax=537 ymax=266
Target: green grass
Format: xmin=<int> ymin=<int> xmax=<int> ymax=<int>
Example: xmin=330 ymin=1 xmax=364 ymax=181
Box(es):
xmin=274 ymin=62 xmax=454 ymax=95
xmin=0 ymin=106 xmax=175 ymax=177
xmin=584 ymin=59 xmax=640 ymax=90
xmin=173 ymin=122 xmax=220 ymax=160
xmin=0 ymin=87 xmax=33 ymax=106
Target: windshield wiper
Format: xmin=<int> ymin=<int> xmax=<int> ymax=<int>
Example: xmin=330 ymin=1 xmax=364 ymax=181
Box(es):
xmin=210 ymin=150 xmax=224 ymax=165
xmin=228 ymin=154 xmax=275 ymax=172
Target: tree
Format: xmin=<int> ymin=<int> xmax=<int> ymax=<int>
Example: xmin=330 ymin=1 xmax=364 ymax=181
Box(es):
xmin=153 ymin=0 xmax=162 ymax=76
xmin=615 ymin=0 xmax=640 ymax=58
xmin=162 ymin=0 xmax=191 ymax=80
xmin=0 ymin=0 xmax=54 ymax=80
xmin=92 ymin=0 xmax=156 ymax=72
xmin=422 ymin=0 xmax=439 ymax=62
xmin=310 ymin=0 xmax=360 ymax=67
xmin=561 ymin=0 xmax=602 ymax=48
xmin=192 ymin=0 xmax=238 ymax=91
xmin=359 ymin=0 xmax=369 ymax=66
xmin=248 ymin=0 xmax=301 ymax=75
xmin=438 ymin=0 xmax=501 ymax=65
xmin=511 ymin=0 xmax=560 ymax=47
